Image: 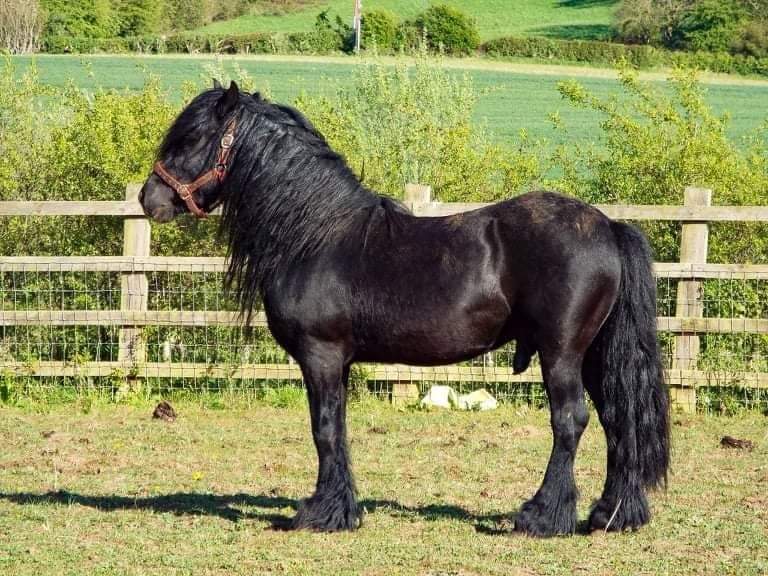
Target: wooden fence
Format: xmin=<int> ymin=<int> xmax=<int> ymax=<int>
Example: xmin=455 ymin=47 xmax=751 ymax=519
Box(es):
xmin=1 ymin=183 xmax=767 ymax=412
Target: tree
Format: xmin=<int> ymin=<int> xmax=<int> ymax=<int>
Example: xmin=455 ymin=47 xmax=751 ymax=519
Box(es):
xmin=672 ymin=0 xmax=746 ymax=52
xmin=0 ymin=0 xmax=45 ymax=53
xmin=40 ymin=0 xmax=116 ymax=39
xmin=413 ymin=5 xmax=480 ymax=55
xmin=114 ymin=0 xmax=162 ymax=37
xmin=613 ymin=0 xmax=695 ymax=46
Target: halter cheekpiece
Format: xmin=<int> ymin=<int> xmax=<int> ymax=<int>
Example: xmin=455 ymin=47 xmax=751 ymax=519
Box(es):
xmin=152 ymin=117 xmax=237 ymax=218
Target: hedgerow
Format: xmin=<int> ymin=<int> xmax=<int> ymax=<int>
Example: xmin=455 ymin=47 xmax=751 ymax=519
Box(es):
xmin=481 ymin=35 xmax=768 ymax=77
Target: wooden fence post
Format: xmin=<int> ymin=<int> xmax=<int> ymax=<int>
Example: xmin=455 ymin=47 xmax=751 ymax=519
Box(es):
xmin=670 ymin=187 xmax=711 ymax=412
xmin=404 ymin=183 xmax=432 ymax=211
xmin=390 ymin=183 xmax=433 ymax=405
xmin=118 ymin=184 xmax=150 ymax=391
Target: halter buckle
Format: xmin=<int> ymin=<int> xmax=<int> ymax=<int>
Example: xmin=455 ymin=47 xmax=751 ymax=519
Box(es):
xmin=178 ymin=184 xmax=192 ymax=201
xmin=221 ymin=134 xmax=234 ymax=149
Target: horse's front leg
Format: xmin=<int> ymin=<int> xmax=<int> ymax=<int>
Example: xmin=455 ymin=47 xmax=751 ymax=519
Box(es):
xmin=292 ymin=348 xmax=360 ymax=531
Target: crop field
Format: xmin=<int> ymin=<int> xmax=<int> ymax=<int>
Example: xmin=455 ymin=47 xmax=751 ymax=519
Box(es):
xmin=0 ymin=397 xmax=766 ymax=575
xmin=195 ymin=0 xmax=619 ymax=42
xmin=11 ymin=54 xmax=768 ymax=151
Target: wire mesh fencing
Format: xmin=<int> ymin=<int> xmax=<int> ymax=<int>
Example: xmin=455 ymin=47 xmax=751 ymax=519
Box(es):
xmin=0 ymin=260 xmax=767 ymax=412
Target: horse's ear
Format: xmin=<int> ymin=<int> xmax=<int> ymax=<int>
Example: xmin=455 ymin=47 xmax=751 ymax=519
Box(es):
xmin=252 ymin=91 xmax=261 ymax=101
xmin=212 ymin=78 xmax=222 ymax=89
xmin=217 ymin=81 xmax=239 ymax=116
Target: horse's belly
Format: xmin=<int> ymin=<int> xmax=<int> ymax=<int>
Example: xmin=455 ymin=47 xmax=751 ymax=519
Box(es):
xmin=354 ymin=303 xmax=512 ymax=365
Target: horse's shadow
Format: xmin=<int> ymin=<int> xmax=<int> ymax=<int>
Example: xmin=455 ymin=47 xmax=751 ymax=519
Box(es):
xmin=0 ymin=490 xmax=564 ymax=534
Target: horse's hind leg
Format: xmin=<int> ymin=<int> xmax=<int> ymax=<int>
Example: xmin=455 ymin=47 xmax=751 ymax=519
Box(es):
xmin=292 ymin=346 xmax=360 ymax=531
xmin=514 ymin=348 xmax=589 ymax=536
xmin=582 ymin=345 xmax=651 ymax=532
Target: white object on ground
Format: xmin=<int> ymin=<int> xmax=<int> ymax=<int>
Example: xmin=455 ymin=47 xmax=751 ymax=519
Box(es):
xmin=419 ymin=385 xmax=459 ymax=409
xmin=457 ymin=388 xmax=498 ymax=411
xmin=419 ymin=386 xmax=497 ymax=411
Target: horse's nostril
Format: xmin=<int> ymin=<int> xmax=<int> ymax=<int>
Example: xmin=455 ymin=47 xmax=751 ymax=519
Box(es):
xmin=150 ymin=204 xmax=177 ymax=223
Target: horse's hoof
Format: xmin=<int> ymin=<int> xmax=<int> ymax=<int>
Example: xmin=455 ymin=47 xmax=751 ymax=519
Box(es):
xmin=588 ymin=493 xmax=650 ymax=532
xmin=514 ymin=496 xmax=576 ymax=537
xmin=291 ymin=493 xmax=362 ymax=532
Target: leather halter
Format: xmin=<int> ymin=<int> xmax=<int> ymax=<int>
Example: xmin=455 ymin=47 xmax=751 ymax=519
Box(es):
xmin=152 ymin=118 xmax=237 ymax=219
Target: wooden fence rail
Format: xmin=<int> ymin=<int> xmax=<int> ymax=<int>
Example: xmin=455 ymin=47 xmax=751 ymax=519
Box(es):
xmin=1 ymin=184 xmax=767 ymax=412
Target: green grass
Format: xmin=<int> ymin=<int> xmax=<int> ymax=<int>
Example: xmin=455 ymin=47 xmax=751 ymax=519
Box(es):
xmin=0 ymin=397 xmax=766 ymax=575
xmin=12 ymin=54 xmax=768 ymax=151
xmin=195 ymin=0 xmax=620 ymax=42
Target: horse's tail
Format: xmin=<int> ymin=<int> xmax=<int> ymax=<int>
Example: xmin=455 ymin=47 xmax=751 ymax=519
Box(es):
xmin=586 ymin=221 xmax=670 ymax=491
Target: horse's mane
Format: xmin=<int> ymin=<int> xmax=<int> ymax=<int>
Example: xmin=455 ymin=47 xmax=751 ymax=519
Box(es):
xmin=196 ymin=91 xmax=386 ymax=320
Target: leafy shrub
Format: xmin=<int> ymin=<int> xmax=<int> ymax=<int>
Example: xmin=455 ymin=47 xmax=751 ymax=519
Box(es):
xmin=550 ymin=66 xmax=768 ymax=374
xmin=613 ymin=0 xmax=766 ymax=59
xmin=613 ymin=0 xmax=694 ymax=47
xmin=672 ymin=0 xmax=746 ymax=52
xmin=208 ymin=0 xmax=251 ymax=23
xmin=394 ymin=20 xmax=421 ymax=52
xmin=295 ymin=49 xmax=542 ymax=202
xmin=40 ymin=0 xmax=117 ymax=39
xmin=732 ymin=19 xmax=768 ymax=58
xmin=551 ymin=66 xmax=768 ymax=263
xmin=314 ymin=9 xmax=352 ymax=52
xmin=162 ymin=0 xmax=207 ymax=32
xmin=361 ymin=9 xmax=398 ymax=52
xmin=113 ymin=0 xmax=162 ymax=37
xmin=0 ymin=59 xmax=178 ymax=256
xmin=411 ymin=4 xmax=480 ymax=56
xmin=613 ymin=0 xmax=662 ymax=45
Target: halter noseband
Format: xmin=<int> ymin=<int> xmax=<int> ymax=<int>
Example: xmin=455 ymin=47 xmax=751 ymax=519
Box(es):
xmin=152 ymin=118 xmax=237 ymax=219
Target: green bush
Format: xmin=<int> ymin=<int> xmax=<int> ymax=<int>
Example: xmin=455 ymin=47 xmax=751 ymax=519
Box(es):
xmin=313 ymin=9 xmax=352 ymax=52
xmin=551 ymin=65 xmax=768 ymax=263
xmin=0 ymin=59 xmax=178 ymax=255
xmin=732 ymin=19 xmax=768 ymax=58
xmin=411 ymin=4 xmax=480 ymax=56
xmin=550 ymin=66 xmax=768 ymax=373
xmin=114 ymin=0 xmax=163 ymax=37
xmin=672 ymin=0 xmax=746 ymax=52
xmin=613 ymin=0 xmax=695 ymax=48
xmin=41 ymin=0 xmax=117 ymax=39
xmin=208 ymin=0 xmax=250 ymax=23
xmin=295 ymin=49 xmax=542 ymax=202
xmin=162 ymin=0 xmax=207 ymax=32
xmin=393 ymin=21 xmax=421 ymax=52
xmin=361 ymin=9 xmax=398 ymax=52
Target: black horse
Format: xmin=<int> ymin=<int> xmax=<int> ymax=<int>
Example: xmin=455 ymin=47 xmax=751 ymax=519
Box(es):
xmin=140 ymin=82 xmax=669 ymax=537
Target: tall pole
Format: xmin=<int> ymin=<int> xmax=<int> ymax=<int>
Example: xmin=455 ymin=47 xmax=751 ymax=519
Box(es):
xmin=353 ymin=0 xmax=361 ymax=53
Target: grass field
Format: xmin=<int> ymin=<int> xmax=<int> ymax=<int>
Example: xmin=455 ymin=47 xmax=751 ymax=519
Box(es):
xmin=195 ymin=0 xmax=620 ymax=42
xmin=11 ymin=54 xmax=768 ymax=151
xmin=0 ymin=397 xmax=766 ymax=575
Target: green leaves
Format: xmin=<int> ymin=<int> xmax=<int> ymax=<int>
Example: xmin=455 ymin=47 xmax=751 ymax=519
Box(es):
xmin=296 ymin=50 xmax=542 ymax=203
xmin=552 ymin=65 xmax=768 ymax=265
